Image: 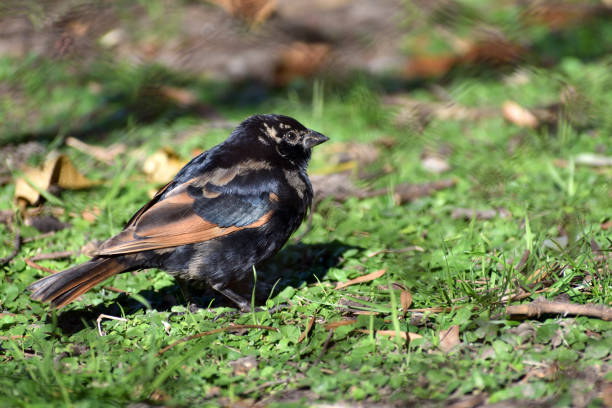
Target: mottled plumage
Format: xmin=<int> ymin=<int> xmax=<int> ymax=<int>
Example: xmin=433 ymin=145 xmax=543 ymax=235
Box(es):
xmin=28 ymin=114 xmax=328 ymax=311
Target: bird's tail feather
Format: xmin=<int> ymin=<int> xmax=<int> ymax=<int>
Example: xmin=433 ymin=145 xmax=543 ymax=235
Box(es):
xmin=28 ymin=257 xmax=127 ymax=308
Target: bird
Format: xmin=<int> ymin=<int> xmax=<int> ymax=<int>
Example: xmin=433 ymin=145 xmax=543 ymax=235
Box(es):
xmin=28 ymin=114 xmax=329 ymax=311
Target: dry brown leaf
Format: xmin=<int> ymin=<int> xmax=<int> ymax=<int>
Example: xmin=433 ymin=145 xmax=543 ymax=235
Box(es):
xmin=400 ymin=288 xmax=413 ymax=314
xmin=66 ymin=137 xmax=126 ymax=165
xmin=335 ymin=269 xmax=386 ymax=290
xmin=14 ymin=152 xmax=101 ymax=206
xmin=357 ymin=329 xmax=422 ymax=341
xmin=502 ymin=101 xmax=538 ymax=128
xmin=142 ymin=148 xmax=188 ymax=185
xmin=81 ymin=207 xmax=101 ymax=223
xmin=209 ymin=0 xmax=276 ymax=25
xmin=157 ymin=86 xmax=198 ymax=106
xmin=297 ymin=314 xmax=316 ymax=344
xmin=324 ymin=320 xmax=357 ymax=330
xmin=601 ymin=220 xmax=612 ymax=230
xmin=275 ymin=42 xmax=330 ymax=86
xmin=439 ymin=325 xmax=460 ymax=353
xmin=390 ymin=283 xmax=412 ymax=315
xmin=403 ymin=54 xmax=459 ymax=79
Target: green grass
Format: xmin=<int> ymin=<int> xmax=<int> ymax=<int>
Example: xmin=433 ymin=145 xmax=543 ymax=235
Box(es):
xmin=1 ymin=54 xmax=611 ymax=407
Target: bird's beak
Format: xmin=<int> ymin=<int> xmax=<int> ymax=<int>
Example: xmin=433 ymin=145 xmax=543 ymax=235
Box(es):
xmin=303 ymin=131 xmax=329 ymax=149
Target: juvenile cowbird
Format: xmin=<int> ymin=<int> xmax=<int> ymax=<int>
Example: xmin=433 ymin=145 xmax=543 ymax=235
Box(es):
xmin=28 ymin=114 xmax=328 ymax=311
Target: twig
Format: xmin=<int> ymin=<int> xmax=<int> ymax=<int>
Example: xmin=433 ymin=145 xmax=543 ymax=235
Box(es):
xmin=157 ymin=324 xmax=278 ymax=356
xmin=103 ymin=286 xmax=127 ymax=294
xmin=0 ymin=227 xmax=21 ymax=266
xmin=97 ymin=314 xmax=128 ymax=336
xmin=29 ymin=251 xmax=73 ymax=261
xmin=314 ymin=329 xmax=334 ymax=365
xmin=297 ymin=313 xmax=317 ymax=344
xmin=515 ymin=249 xmax=530 ymax=273
xmin=24 ymin=258 xmax=57 ymax=274
xmin=506 ymin=297 xmax=612 ymax=321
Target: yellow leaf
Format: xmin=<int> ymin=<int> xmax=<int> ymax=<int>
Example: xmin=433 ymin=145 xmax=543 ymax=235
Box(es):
xmin=14 ymin=152 xmax=100 ymax=206
xmin=142 ymin=148 xmax=187 ymax=185
xmin=335 ymin=269 xmax=386 ymax=290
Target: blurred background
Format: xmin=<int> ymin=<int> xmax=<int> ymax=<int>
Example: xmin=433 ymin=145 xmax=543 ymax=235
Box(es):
xmin=1 ymin=0 xmax=611 ymax=146
xmin=1 ymin=3 xmax=612 ymax=404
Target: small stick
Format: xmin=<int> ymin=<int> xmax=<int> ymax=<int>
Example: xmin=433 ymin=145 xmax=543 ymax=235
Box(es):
xmin=103 ymin=286 xmax=127 ymax=294
xmin=506 ymin=297 xmax=612 ymax=321
xmin=24 ymin=258 xmax=57 ymax=274
xmin=314 ymin=329 xmax=334 ymax=365
xmin=297 ymin=313 xmax=317 ymax=344
xmin=97 ymin=314 xmax=128 ymax=336
xmin=29 ymin=251 xmax=74 ymax=261
xmin=0 ymin=227 xmax=21 ymax=266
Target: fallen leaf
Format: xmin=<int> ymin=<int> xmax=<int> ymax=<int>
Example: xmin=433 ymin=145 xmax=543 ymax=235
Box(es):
xmin=157 ymin=86 xmax=198 ymax=106
xmin=209 ymin=0 xmax=276 ymax=25
xmin=336 ymin=269 xmax=386 ymax=290
xmin=66 ymin=137 xmax=126 ymax=165
xmin=142 ymin=148 xmax=188 ymax=185
xmin=400 ymin=288 xmax=413 ymax=314
xmin=14 ymin=152 xmax=101 ymax=206
xmin=81 ymin=207 xmax=101 ymax=223
xmin=421 ymin=154 xmax=450 ymax=174
xmin=503 ymin=101 xmax=538 ymax=128
xmin=275 ymin=41 xmax=330 ymax=86
xmin=403 ymin=54 xmax=459 ymax=79
xmin=601 ymin=220 xmax=612 ymax=230
xmin=439 ymin=325 xmax=460 ymax=353
xmin=324 ymin=320 xmax=357 ymax=330
xmin=297 ymin=314 xmax=316 ymax=344
xmin=356 ymin=329 xmax=422 ymax=341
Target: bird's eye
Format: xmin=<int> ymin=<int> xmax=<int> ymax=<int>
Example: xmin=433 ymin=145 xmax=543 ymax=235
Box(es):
xmin=285 ymin=130 xmax=298 ymax=142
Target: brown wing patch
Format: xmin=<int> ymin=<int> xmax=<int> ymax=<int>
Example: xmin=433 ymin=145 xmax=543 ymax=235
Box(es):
xmin=96 ymin=187 xmax=273 ymax=255
xmin=124 ymin=178 xmax=198 ymax=227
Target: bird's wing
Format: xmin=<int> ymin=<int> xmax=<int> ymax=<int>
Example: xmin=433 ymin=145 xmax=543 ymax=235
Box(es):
xmin=96 ymin=177 xmax=279 ymax=255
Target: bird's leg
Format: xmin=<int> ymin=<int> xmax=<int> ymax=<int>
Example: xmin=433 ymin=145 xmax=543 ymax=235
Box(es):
xmin=211 ymin=283 xmax=252 ymax=312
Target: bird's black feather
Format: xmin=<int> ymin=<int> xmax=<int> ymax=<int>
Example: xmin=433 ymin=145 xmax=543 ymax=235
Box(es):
xmin=27 ymin=114 xmax=328 ymax=311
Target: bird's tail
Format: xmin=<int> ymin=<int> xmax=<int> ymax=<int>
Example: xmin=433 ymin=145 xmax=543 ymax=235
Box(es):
xmin=28 ymin=257 xmax=128 ymax=308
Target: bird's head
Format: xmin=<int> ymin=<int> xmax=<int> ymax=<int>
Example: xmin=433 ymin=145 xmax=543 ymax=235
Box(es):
xmin=234 ymin=114 xmax=329 ymax=168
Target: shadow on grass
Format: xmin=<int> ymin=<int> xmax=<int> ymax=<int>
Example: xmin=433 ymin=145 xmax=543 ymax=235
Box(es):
xmin=54 ymin=240 xmax=359 ymax=335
